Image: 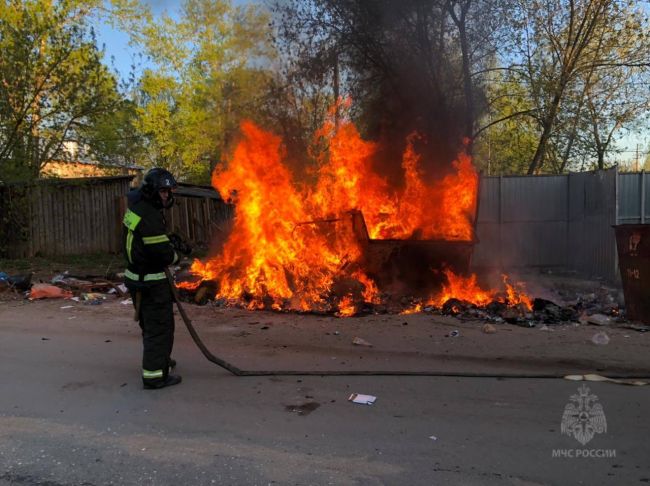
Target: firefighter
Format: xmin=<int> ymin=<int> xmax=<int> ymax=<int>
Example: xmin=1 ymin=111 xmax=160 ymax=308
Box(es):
xmin=122 ymin=168 xmax=190 ymax=389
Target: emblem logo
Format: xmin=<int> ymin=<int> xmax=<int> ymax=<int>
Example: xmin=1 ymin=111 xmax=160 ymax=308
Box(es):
xmin=561 ymin=384 xmax=607 ymax=445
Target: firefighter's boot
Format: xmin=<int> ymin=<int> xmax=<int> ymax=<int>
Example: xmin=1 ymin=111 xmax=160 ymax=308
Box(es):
xmin=143 ymin=374 xmax=182 ymax=390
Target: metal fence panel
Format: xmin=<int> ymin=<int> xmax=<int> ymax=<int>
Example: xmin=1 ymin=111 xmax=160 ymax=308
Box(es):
xmin=500 ymin=175 xmax=567 ymax=222
xmin=472 ymin=222 xmax=500 ymax=267
xmin=474 ymin=175 xmax=569 ymax=269
xmin=474 ymin=169 xmax=618 ymax=281
xmin=618 ymin=172 xmax=649 ymax=224
xmin=476 ymin=177 xmax=500 ymax=222
xmin=568 ymin=169 xmax=618 ymax=281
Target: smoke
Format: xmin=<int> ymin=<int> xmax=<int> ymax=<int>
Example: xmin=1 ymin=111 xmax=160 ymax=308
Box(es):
xmin=272 ymin=0 xmax=488 ymax=186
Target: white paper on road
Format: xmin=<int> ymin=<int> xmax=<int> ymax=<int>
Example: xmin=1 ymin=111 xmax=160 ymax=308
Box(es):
xmin=348 ymin=393 xmax=377 ymax=405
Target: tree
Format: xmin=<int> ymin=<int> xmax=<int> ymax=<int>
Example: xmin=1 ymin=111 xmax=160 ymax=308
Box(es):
xmin=473 ymin=72 xmax=539 ymax=174
xmin=131 ymin=0 xmax=273 ymax=183
xmin=0 ymin=0 xmax=145 ymax=182
xmin=506 ymin=0 xmax=650 ymax=174
xmin=80 ymin=99 xmax=145 ymax=168
xmin=273 ymin=0 xmax=509 ymax=176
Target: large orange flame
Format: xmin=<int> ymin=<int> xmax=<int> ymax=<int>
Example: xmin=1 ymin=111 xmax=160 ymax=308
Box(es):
xmin=185 ymin=113 xmax=483 ymax=312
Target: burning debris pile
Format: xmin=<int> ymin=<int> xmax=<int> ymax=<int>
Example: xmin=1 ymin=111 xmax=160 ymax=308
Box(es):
xmin=172 ymin=110 xmax=635 ymax=329
xmin=397 ymin=278 xmax=637 ymax=331
xmin=177 ymin=110 xmax=489 ymax=314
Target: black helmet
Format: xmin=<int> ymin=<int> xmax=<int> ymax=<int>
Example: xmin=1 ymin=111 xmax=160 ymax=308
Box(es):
xmin=141 ymin=168 xmax=177 ymax=209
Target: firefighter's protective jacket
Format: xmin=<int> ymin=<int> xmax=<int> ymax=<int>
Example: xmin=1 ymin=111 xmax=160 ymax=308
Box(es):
xmin=122 ymin=190 xmax=178 ymax=284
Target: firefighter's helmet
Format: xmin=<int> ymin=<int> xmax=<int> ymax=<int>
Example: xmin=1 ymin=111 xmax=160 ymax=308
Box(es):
xmin=141 ymin=168 xmax=177 ymax=209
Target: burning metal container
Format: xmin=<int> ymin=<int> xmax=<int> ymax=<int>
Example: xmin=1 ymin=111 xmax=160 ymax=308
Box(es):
xmin=614 ymin=224 xmax=650 ymax=322
xmin=346 ymin=209 xmax=477 ymax=294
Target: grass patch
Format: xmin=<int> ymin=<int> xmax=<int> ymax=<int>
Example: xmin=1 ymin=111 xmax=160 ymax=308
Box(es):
xmin=0 ymin=253 xmax=124 ymax=279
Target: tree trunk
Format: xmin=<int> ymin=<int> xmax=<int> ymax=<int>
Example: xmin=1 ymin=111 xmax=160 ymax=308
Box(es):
xmin=528 ymin=89 xmax=563 ymax=174
xmin=448 ymin=1 xmax=474 ymax=153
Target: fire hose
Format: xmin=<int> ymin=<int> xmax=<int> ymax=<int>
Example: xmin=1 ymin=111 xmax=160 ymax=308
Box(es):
xmin=163 ymin=269 xmax=649 ymax=380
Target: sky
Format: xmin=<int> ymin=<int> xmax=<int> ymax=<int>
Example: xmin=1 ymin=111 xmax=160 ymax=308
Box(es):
xmin=93 ymin=0 xmax=649 ymax=166
xmin=92 ymin=0 xmax=180 ymax=82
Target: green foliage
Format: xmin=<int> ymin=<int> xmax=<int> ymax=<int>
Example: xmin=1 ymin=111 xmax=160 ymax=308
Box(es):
xmin=0 ymin=0 xmax=139 ymax=182
xmin=503 ymin=0 xmax=650 ymax=173
xmin=0 ymin=252 xmax=120 ymax=277
xmin=473 ymin=74 xmax=538 ymax=175
xmin=132 ymin=0 xmax=274 ymax=184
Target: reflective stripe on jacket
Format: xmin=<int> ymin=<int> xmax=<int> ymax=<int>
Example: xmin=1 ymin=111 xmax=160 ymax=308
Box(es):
xmin=122 ymin=190 xmax=178 ymax=284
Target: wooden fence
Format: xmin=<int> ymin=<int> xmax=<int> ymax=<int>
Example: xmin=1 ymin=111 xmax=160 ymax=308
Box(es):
xmin=0 ymin=177 xmax=233 ymax=258
xmin=165 ymin=183 xmax=235 ymax=245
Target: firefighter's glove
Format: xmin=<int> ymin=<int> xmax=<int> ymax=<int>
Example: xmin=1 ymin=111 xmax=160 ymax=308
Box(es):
xmin=169 ymin=233 xmax=192 ymax=256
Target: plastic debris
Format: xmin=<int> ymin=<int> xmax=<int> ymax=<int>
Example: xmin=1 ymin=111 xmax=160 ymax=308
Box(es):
xmin=447 ymin=330 xmax=460 ymax=337
xmin=51 ymin=272 xmax=69 ymax=284
xmin=564 ymin=374 xmax=647 ymax=386
xmin=352 ymin=336 xmax=373 ymax=347
xmin=429 ymin=436 xmax=438 ymax=441
xmin=60 ymin=305 xmax=75 ymax=309
xmin=29 ymin=284 xmax=72 ymax=300
xmin=482 ymin=323 xmax=496 ymax=334
xmin=587 ymin=314 xmax=612 ymax=326
xmin=120 ymin=298 xmax=133 ymax=305
xmin=4 ymin=274 xmax=32 ymax=291
xmin=591 ymin=331 xmax=610 ymax=345
xmin=82 ymin=292 xmax=106 ymax=301
xmin=348 ymin=393 xmax=376 ymax=405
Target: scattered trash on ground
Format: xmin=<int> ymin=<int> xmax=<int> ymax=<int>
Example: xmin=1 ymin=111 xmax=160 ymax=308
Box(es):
xmin=482 ymin=323 xmax=496 ymax=334
xmin=348 ymin=393 xmax=377 ymax=405
xmin=591 ymin=331 xmax=610 ymax=346
xmin=352 ymin=336 xmax=373 ymax=347
xmin=0 ymin=273 xmax=33 ymax=292
xmin=120 ymin=299 xmax=133 ymax=305
xmin=429 ymin=436 xmax=438 ymax=441
xmin=82 ymin=292 xmax=107 ymax=301
xmin=83 ymin=299 xmax=103 ymax=306
xmin=446 ymin=330 xmax=460 ymax=338
xmin=29 ymin=284 xmax=72 ymax=300
xmin=586 ymin=314 xmax=612 ymax=326
xmin=60 ymin=305 xmax=75 ymax=309
xmin=564 ymin=374 xmax=647 ymax=386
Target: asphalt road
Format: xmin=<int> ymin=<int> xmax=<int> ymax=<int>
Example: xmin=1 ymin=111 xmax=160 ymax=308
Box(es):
xmin=1 ymin=300 xmax=649 ymax=485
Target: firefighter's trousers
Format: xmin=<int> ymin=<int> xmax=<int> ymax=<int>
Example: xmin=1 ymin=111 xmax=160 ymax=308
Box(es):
xmin=130 ymin=281 xmax=175 ymax=387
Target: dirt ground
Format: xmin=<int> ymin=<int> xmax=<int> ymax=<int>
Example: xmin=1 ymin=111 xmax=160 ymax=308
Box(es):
xmin=1 ymin=255 xmax=647 ymax=378
xmin=1 ymin=290 xmax=647 ymax=378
